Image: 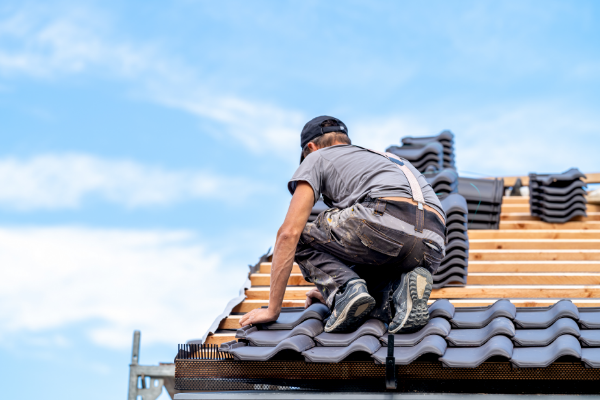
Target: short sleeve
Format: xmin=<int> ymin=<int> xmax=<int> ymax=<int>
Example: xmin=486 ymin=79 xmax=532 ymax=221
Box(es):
xmin=288 ymin=152 xmax=323 ymax=205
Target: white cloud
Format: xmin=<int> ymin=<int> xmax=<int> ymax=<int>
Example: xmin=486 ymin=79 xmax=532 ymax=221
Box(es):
xmin=0 ymin=226 xmax=247 ymax=348
xmin=0 ymin=4 xmax=305 ymax=157
xmin=0 ymin=153 xmax=262 ymax=210
xmin=1 ymin=3 xmax=598 ymax=174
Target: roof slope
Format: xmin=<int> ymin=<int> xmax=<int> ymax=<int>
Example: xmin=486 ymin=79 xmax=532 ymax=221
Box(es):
xmin=205 ymin=195 xmax=600 ymax=345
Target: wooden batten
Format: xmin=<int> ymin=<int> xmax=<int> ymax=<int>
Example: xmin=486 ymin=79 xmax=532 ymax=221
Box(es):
xmin=469 ymin=239 xmax=600 ymax=250
xmin=501 ymin=213 xmax=600 ymax=221
xmin=469 ymin=261 xmax=600 ymax=272
xmin=466 ymin=273 xmax=600 ymax=285
xmin=469 ymin=249 xmax=600 ymax=261
xmin=469 ymin=230 xmax=600 ymax=239
xmin=499 ymin=221 xmax=600 ymax=229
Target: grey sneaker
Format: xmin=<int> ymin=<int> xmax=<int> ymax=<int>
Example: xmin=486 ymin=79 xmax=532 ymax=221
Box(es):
xmin=325 ymin=279 xmax=376 ymax=333
xmin=388 ymin=267 xmax=433 ymax=333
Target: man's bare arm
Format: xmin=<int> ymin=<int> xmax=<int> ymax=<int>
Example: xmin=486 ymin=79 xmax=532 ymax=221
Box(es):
xmin=239 ymin=181 xmax=315 ymax=327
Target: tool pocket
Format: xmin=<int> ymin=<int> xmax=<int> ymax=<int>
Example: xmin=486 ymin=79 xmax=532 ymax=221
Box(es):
xmin=422 ymin=239 xmax=444 ymax=273
xmin=356 ymin=221 xmax=404 ymax=259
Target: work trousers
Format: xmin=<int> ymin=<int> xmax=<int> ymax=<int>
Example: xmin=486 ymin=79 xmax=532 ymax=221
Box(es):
xmin=295 ymin=197 xmax=446 ymax=323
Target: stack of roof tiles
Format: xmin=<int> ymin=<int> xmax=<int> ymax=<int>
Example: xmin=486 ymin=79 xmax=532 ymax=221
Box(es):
xmin=529 ymin=168 xmax=588 ymax=223
xmin=424 ymin=168 xmax=459 ymax=197
xmin=458 ymin=177 xmax=504 ymax=230
xmin=435 ymin=193 xmax=469 ymax=288
xmin=386 ymin=131 xmax=456 ymax=173
xmin=386 ymin=142 xmax=443 ymax=174
xmin=218 ymin=299 xmax=600 ymax=369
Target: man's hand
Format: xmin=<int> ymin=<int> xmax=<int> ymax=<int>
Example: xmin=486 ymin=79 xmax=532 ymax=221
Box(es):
xmin=304 ymin=287 xmax=326 ymax=308
xmin=239 ymin=308 xmax=279 ymax=327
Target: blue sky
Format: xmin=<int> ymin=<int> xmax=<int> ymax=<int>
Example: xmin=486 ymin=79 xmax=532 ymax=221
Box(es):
xmin=1 ymin=1 xmax=599 ymax=398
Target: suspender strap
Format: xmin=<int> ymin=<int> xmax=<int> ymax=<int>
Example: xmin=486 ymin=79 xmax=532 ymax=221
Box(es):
xmin=359 ymin=147 xmax=426 ymax=233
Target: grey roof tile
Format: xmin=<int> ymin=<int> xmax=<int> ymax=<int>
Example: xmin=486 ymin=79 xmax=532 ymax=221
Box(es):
xmin=433 ymin=266 xmax=468 ymax=281
xmin=373 ymin=335 xmax=448 ymax=365
xmin=447 ymin=213 xmax=467 ymax=225
xmin=446 ymin=231 xmax=468 ymax=242
xmin=386 ymin=142 xmax=443 ymax=161
xmin=436 ymin=258 xmax=468 ymax=271
xmin=440 ymin=249 xmax=469 ymax=265
xmin=578 ymin=309 xmax=600 ymax=329
xmin=580 ymin=330 xmax=600 ymax=347
xmin=425 ymin=168 xmax=458 ymax=187
xmin=314 ymin=319 xmax=386 ymax=347
xmin=440 ymin=193 xmax=468 ymax=215
xmin=227 ymin=335 xmax=316 ymax=361
xmin=532 ymin=202 xmax=587 ymax=217
xmin=533 ymin=195 xmax=587 ymax=210
xmin=429 ymin=299 xmax=455 ymax=320
xmin=380 ymin=318 xmax=451 ymax=347
xmin=450 ymin=299 xmax=516 ymax=328
xmin=446 ymin=317 xmax=515 ymax=347
xmin=239 ymin=319 xmax=324 ymax=346
xmin=513 ymin=300 xmax=579 ymax=329
xmin=535 ymin=209 xmax=587 ymax=224
xmin=433 ymin=275 xmax=466 ymax=289
xmin=401 ymin=131 xmax=454 ymax=146
xmin=439 ymin=335 xmax=513 ymax=368
xmin=458 ymin=177 xmax=504 ymax=204
xmin=533 ymin=179 xmax=587 ymax=195
xmin=446 ymin=221 xmax=468 ymax=233
xmin=510 ymin=335 xmax=581 ymax=368
xmin=445 ymin=239 xmax=469 ymax=252
xmin=512 ymin=318 xmax=580 ymax=347
xmin=260 ymin=303 xmax=330 ymax=330
xmin=582 ymin=348 xmax=600 ymax=368
xmin=529 ymin=168 xmax=586 ymax=186
xmin=531 ymin=187 xmax=587 ymax=204
xmin=302 ymin=335 xmax=381 ymax=363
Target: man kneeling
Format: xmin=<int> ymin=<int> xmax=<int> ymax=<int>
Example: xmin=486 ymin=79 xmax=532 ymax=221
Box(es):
xmin=240 ymin=116 xmax=446 ymax=333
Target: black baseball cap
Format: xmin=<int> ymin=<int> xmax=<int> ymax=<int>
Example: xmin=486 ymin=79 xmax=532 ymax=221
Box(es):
xmin=300 ymin=115 xmax=349 ymax=149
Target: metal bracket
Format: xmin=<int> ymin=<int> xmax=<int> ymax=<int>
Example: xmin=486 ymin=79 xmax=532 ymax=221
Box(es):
xmin=385 ymin=334 xmax=397 ymax=390
xmin=128 ymin=330 xmax=178 ymax=400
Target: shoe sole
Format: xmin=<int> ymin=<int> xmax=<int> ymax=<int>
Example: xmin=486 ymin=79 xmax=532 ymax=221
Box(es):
xmin=389 ymin=267 xmax=432 ymax=333
xmin=325 ymin=293 xmax=376 ymax=333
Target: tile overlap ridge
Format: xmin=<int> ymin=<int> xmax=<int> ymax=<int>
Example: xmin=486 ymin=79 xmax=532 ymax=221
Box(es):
xmin=219 ymin=299 xmax=600 ymax=368
xmin=303 ymin=335 xmax=382 ymax=363
xmin=314 ymin=319 xmax=386 ymax=347
xmin=373 ymin=335 xmax=448 ymax=365
xmin=513 ymin=299 xmax=579 ymax=328
xmin=511 ymin=335 xmax=582 ymax=368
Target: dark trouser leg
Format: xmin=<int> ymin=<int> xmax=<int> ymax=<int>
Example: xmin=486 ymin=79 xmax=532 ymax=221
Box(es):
xmin=295 ymin=204 xmax=444 ymax=321
xmin=295 ymin=239 xmax=360 ymax=308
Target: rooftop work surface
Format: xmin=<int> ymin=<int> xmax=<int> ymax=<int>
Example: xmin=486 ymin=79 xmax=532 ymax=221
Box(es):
xmin=206 ymin=195 xmax=600 ymax=345
xmin=172 ymin=191 xmax=600 ymax=394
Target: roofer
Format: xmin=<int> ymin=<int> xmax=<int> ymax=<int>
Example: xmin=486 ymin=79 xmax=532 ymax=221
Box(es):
xmin=240 ymin=116 xmax=446 ymax=333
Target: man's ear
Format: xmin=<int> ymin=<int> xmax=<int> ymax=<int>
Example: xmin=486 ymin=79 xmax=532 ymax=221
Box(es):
xmin=307 ymin=142 xmax=319 ymax=153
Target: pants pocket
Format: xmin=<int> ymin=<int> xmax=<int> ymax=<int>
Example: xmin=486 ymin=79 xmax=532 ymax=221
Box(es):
xmin=355 ymin=220 xmax=405 ymax=265
xmin=423 ymin=241 xmax=444 ymax=274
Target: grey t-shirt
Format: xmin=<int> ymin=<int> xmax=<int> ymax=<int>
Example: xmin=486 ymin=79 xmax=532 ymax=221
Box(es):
xmin=288 ymin=145 xmax=445 ymax=219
